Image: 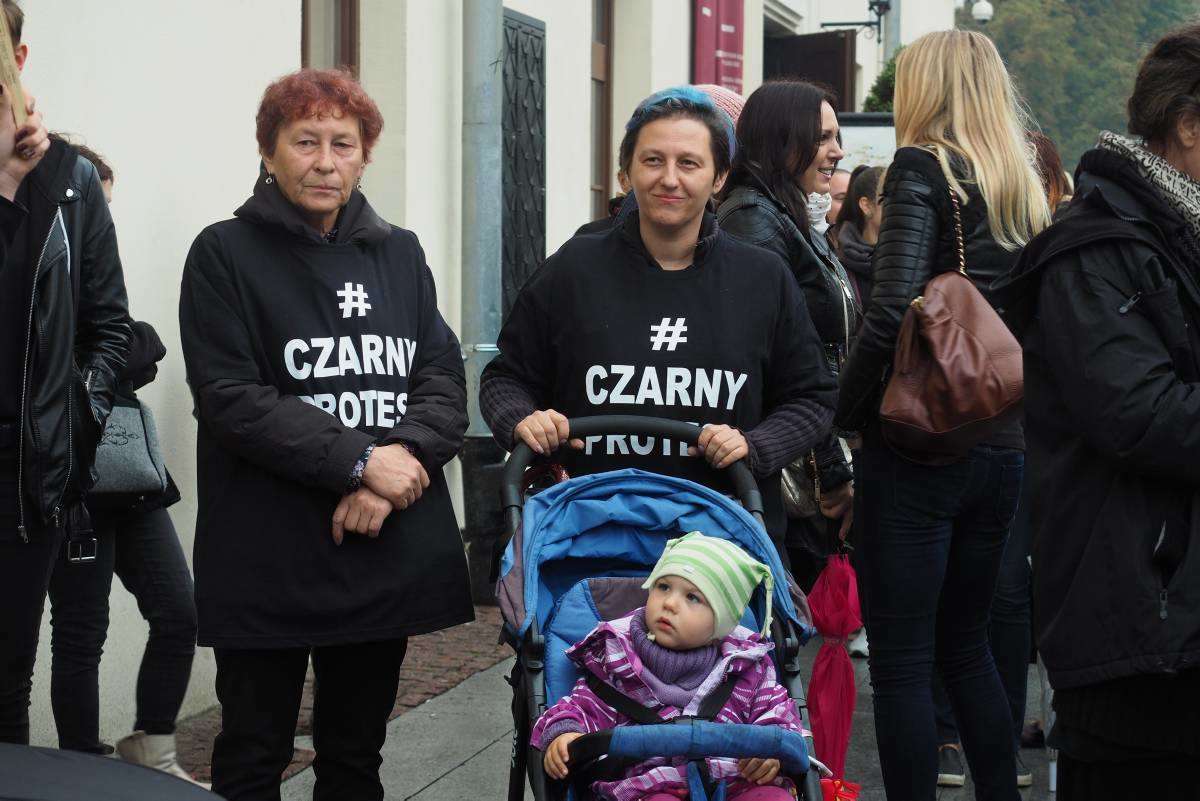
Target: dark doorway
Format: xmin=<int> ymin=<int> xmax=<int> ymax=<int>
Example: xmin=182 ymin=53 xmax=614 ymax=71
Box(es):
xmin=764 ymin=29 xmax=856 ymax=111
xmin=502 ymin=9 xmax=547 ymax=317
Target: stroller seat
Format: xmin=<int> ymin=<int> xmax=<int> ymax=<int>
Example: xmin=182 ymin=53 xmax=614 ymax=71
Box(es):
xmin=544 ymin=577 xmax=649 ymax=703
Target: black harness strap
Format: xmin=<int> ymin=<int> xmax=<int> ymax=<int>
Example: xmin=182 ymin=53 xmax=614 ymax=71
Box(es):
xmin=585 ymin=671 xmax=739 ymax=724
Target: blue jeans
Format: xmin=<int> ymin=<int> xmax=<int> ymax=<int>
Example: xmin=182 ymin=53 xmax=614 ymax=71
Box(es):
xmin=935 ymin=476 xmax=1033 ymax=749
xmin=47 ymin=506 xmax=198 ymax=751
xmin=855 ymin=442 xmax=1022 ymax=801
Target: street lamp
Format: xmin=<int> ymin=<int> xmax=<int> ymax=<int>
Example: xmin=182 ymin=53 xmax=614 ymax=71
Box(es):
xmin=971 ymin=1 xmax=995 ymax=24
xmin=820 ymin=0 xmax=892 ymax=39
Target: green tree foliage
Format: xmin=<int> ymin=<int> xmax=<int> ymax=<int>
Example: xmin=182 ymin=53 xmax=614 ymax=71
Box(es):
xmin=955 ymin=0 xmax=1198 ymax=169
xmin=864 ymin=48 xmax=902 ymax=112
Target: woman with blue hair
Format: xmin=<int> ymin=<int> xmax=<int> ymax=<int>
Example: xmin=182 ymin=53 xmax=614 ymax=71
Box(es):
xmin=481 ymin=87 xmax=836 ymax=548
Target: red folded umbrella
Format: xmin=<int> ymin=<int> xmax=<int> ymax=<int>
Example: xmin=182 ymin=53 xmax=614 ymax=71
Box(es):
xmin=807 ymin=552 xmax=862 ymax=780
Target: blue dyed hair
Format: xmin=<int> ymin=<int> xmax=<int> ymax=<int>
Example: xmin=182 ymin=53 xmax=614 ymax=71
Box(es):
xmin=618 ymin=85 xmax=735 ymax=175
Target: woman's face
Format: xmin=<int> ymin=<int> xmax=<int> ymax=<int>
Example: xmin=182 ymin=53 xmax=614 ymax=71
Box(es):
xmin=262 ymin=111 xmax=366 ymax=232
xmin=798 ymin=101 xmax=845 ymax=196
xmin=628 ymin=117 xmax=726 ymax=233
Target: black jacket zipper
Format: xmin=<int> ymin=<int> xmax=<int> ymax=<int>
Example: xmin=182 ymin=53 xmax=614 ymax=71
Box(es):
xmin=17 ymin=209 xmax=63 ymax=541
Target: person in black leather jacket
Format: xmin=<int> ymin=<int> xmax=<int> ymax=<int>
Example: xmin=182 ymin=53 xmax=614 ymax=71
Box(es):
xmin=833 ymin=31 xmax=1049 ymax=801
xmin=995 ymin=25 xmax=1200 ymax=801
xmin=716 ymin=81 xmax=857 ymax=579
xmin=0 ymin=2 xmax=130 ymax=747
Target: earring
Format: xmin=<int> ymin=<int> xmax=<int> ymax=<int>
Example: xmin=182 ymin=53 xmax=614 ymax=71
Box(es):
xmin=356 ymin=179 xmax=362 ymax=190
xmin=265 ymin=173 xmax=275 ymax=185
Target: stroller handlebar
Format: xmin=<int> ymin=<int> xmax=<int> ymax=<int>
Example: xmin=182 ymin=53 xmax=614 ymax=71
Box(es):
xmin=566 ymin=720 xmax=809 ymax=778
xmin=499 ymin=416 xmax=765 ymax=518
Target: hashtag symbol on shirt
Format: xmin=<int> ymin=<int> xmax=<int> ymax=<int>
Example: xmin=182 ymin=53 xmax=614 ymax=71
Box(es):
xmin=336 ymin=283 xmax=372 ymax=319
xmin=649 ymin=317 xmax=688 ymax=351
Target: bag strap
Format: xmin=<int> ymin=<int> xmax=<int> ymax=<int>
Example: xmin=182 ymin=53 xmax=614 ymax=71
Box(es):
xmin=948 ymin=187 xmax=968 ymax=276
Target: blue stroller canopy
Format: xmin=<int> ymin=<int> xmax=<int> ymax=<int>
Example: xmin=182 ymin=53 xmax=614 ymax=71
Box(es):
xmin=496 ymin=469 xmax=809 ymax=640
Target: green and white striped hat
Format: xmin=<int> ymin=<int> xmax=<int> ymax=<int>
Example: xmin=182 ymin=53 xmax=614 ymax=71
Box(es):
xmin=642 ymin=531 xmax=775 ymax=641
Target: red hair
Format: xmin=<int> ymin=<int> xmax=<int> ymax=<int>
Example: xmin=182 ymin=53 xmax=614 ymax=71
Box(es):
xmin=256 ymin=68 xmax=384 ymax=162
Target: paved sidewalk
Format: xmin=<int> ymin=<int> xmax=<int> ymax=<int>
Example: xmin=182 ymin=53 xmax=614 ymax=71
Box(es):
xmin=177 ymin=607 xmax=511 ymax=784
xmin=280 ymin=637 xmax=1057 ymax=800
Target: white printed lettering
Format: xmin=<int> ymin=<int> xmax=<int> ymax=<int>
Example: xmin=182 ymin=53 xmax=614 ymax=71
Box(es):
xmin=694 ymin=369 xmax=720 ymax=408
xmin=312 ymin=338 xmax=337 ymax=378
xmin=634 ymin=368 xmax=664 ymax=406
xmin=285 ymin=339 xmax=311 ymax=380
xmin=610 ymin=364 xmax=636 ymax=404
xmin=362 ymin=335 xmax=385 ymax=375
xmin=724 ymin=371 xmax=748 ymax=410
xmin=338 ymin=391 xmax=362 ymax=427
xmin=665 ymin=367 xmax=692 ymax=407
xmin=585 ymin=365 xmax=608 ymax=404
xmin=338 ymin=337 xmax=363 ymax=376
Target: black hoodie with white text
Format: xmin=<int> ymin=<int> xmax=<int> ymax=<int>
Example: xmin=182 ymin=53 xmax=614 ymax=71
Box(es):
xmin=179 ymin=173 xmax=472 ymax=648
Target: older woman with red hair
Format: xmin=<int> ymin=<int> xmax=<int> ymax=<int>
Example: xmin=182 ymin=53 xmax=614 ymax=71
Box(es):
xmin=179 ymin=68 xmax=472 ymax=801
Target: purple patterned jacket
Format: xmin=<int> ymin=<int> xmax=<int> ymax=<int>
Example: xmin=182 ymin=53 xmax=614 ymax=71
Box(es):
xmin=530 ymin=610 xmax=805 ymax=801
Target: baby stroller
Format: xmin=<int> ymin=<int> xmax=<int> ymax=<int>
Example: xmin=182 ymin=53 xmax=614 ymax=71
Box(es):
xmin=495 ymin=416 xmax=826 ymax=801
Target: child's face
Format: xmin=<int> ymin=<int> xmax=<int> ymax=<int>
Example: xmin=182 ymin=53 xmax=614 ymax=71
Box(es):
xmin=645 ymin=574 xmax=716 ymax=650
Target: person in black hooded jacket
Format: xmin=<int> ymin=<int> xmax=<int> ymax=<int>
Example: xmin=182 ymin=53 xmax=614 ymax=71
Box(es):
xmin=994 ymin=25 xmax=1200 ymax=800
xmin=179 ymin=69 xmax=471 ymax=801
xmin=481 ymin=86 xmax=836 ymax=551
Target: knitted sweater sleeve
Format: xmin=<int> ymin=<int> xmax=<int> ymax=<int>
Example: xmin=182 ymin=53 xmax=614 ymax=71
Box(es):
xmin=743 ymin=260 xmax=837 ymax=478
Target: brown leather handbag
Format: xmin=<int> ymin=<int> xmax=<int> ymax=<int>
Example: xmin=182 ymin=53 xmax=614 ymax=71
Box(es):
xmin=878 ymin=188 xmax=1023 ymax=464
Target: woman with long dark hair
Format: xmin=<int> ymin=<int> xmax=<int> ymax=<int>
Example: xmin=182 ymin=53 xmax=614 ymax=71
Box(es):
xmin=716 ymin=80 xmax=857 ymax=582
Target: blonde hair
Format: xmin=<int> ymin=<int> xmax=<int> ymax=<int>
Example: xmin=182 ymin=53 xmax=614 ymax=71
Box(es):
xmin=894 ymin=30 xmax=1050 ymax=250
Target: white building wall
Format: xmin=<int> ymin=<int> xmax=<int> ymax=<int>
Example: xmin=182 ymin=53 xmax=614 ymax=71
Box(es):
xmin=898 ymin=0 xmax=956 ymax=44
xmin=21 ymin=0 xmax=300 ymax=746
xmin=610 ymin=0 xmax=692 ymax=178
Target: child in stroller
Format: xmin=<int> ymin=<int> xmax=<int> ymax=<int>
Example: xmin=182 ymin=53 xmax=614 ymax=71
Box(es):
xmin=532 ymin=532 xmax=803 ymax=801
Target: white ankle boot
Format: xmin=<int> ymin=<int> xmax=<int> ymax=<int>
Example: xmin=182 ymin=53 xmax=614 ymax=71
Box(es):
xmin=116 ymin=731 xmax=211 ymax=789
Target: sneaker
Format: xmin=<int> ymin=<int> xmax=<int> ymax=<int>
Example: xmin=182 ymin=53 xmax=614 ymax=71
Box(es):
xmin=847 ymin=627 xmax=869 ymax=659
xmin=1016 ymin=752 xmax=1033 ymax=787
xmin=937 ymin=744 xmax=966 ymax=787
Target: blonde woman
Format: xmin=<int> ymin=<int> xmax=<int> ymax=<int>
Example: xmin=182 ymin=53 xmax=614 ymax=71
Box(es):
xmin=834 ymin=30 xmax=1049 ymax=801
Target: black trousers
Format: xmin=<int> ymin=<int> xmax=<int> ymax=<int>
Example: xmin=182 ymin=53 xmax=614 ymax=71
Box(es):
xmin=48 ymin=506 xmax=198 ymax=751
xmin=0 ymin=447 xmax=64 ymax=745
xmin=212 ymin=639 xmax=408 ymax=801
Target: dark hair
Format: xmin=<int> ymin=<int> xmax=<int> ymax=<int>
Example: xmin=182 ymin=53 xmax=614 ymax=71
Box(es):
xmin=256 ymin=68 xmax=384 ymax=162
xmin=726 ymin=80 xmax=839 ymax=226
xmin=1028 ymin=132 xmax=1069 ymax=212
xmin=74 ymin=143 xmax=113 ymax=183
xmin=834 ymin=164 xmax=884 ymax=232
xmin=618 ymin=86 xmax=733 ymax=177
xmin=1128 ymin=23 xmax=1200 ymax=148
xmin=48 ymin=133 xmax=114 ymax=183
xmin=2 ymin=1 xmax=21 ymax=49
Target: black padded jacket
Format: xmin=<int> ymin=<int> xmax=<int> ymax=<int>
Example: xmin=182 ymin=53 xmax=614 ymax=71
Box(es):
xmin=834 ymin=146 xmax=1023 ymax=450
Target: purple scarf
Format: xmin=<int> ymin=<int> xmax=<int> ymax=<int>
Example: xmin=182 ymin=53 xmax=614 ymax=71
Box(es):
xmin=629 ymin=611 xmax=720 ymax=709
